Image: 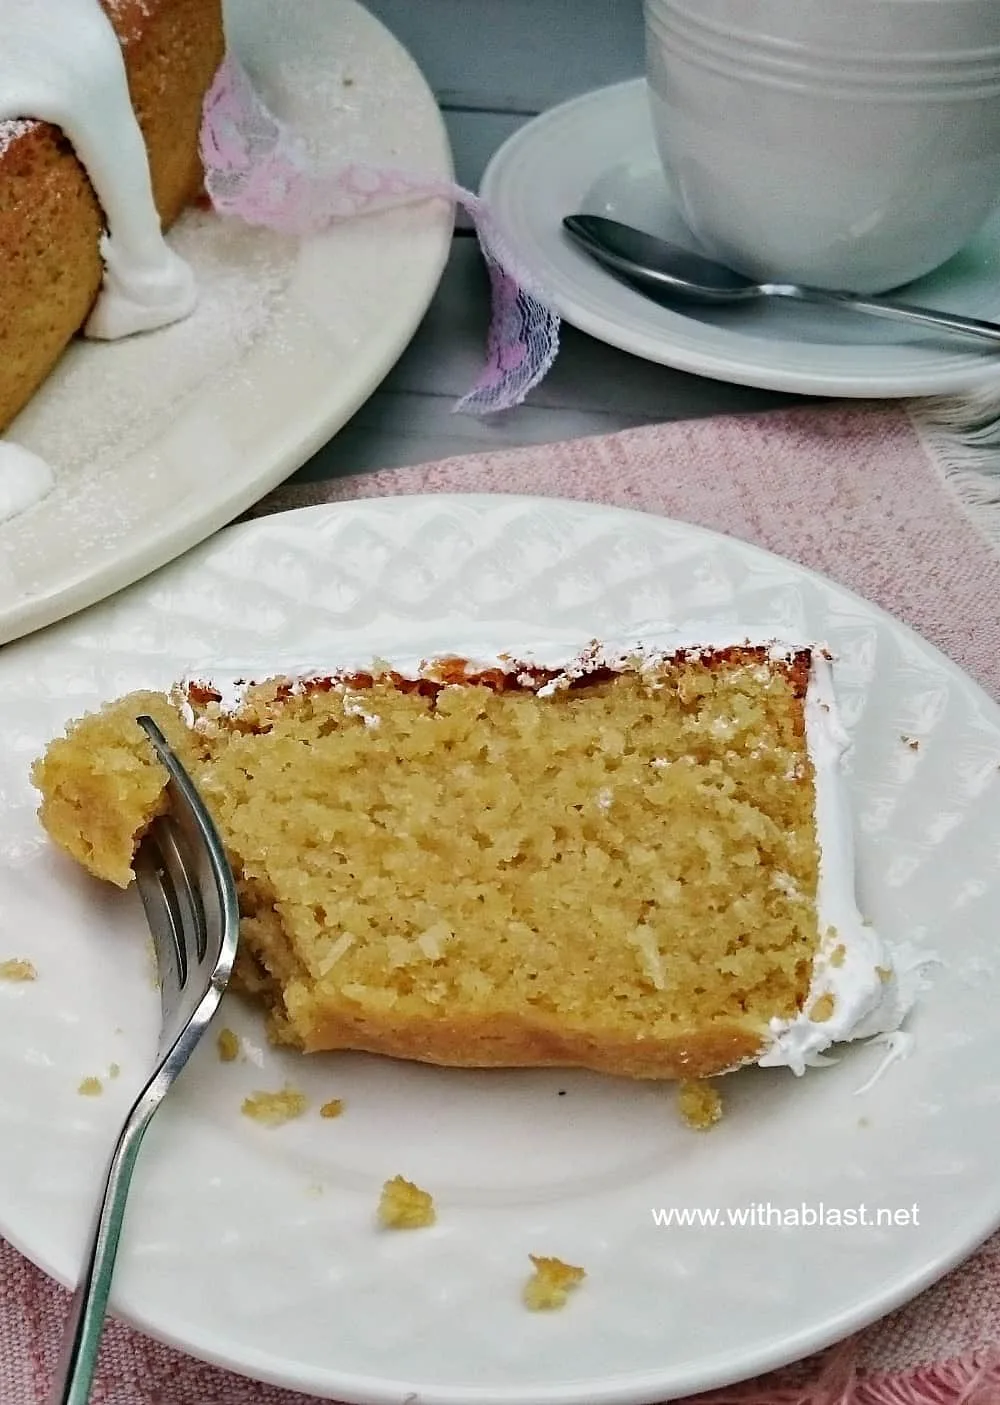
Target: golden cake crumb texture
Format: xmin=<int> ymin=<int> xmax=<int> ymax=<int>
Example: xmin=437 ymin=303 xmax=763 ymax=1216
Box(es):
xmin=0 ymin=959 xmax=37 ymax=982
xmin=677 ymin=1079 xmax=723 ymax=1130
xmin=319 ymin=1098 xmax=345 ymax=1119
xmin=31 ymin=648 xmax=821 ymax=1081
xmin=217 ymin=1027 xmax=240 ymax=1062
xmin=241 ymin=1087 xmax=307 ymax=1126
xmin=523 ymin=1255 xmax=586 ymax=1310
xmin=30 ymin=692 xmax=194 ymax=889
xmin=377 ymin=1175 xmax=436 ymax=1229
xmin=808 ymin=993 xmax=836 ymax=1023
xmin=78 ymin=1076 xmax=103 ymax=1096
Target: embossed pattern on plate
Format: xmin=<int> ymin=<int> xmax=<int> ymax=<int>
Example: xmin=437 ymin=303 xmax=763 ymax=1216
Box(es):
xmin=1 ymin=495 xmax=998 ymax=1405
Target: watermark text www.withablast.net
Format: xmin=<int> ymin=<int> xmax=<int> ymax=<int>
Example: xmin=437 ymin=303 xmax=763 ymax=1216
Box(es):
xmin=651 ymin=1203 xmax=920 ymax=1229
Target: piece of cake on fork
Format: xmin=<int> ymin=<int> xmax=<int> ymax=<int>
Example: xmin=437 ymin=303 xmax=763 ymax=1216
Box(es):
xmin=31 ymin=634 xmax=925 ymax=1081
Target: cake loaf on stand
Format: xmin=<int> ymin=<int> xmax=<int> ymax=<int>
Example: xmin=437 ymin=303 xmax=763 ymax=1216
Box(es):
xmin=0 ymin=0 xmax=224 ymax=435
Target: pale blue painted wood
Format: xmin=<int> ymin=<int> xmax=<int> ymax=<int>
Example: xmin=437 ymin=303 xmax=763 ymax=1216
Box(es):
xmin=439 ymin=110 xmax=522 ymax=202
xmin=362 ymin=0 xmax=646 ymax=116
xmin=291 ymin=0 xmax=802 ymax=483
xmin=293 ymin=240 xmax=804 ymax=483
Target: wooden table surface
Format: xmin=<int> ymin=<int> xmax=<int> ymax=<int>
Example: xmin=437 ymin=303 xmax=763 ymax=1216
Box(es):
xmin=290 ymin=0 xmax=807 ymax=487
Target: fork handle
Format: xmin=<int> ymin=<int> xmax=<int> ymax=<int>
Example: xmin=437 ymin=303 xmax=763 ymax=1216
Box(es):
xmin=48 ymin=1110 xmax=153 ymax=1405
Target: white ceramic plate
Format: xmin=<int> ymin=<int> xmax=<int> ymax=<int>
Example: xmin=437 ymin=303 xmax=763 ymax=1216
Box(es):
xmin=0 ymin=0 xmax=453 ymax=648
xmin=481 ymin=79 xmax=1000 ymax=400
xmin=1 ymin=494 xmax=998 ymax=1405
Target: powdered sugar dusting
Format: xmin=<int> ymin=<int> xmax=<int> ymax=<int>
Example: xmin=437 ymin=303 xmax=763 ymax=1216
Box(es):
xmin=0 ymin=118 xmax=33 ymax=158
xmin=7 ymin=210 xmax=295 ymax=552
xmin=98 ymin=0 xmax=150 ymax=42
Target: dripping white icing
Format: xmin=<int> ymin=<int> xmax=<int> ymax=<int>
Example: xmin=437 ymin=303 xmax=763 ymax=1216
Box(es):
xmin=0 ymin=0 xmax=196 ymax=340
xmin=0 ymin=442 xmax=55 ymax=523
xmin=757 ymin=653 xmax=934 ymax=1074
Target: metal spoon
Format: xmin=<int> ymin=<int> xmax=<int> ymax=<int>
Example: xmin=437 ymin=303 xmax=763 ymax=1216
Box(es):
xmin=563 ymin=214 xmax=1000 ymax=346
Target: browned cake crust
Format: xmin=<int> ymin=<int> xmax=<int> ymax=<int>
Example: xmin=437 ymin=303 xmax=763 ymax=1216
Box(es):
xmin=0 ymin=0 xmax=225 ymax=433
xmin=290 ymin=1002 xmax=766 ymax=1081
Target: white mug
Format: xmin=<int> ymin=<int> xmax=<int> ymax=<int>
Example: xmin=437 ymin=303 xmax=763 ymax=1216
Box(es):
xmin=643 ymin=0 xmax=1000 ymax=293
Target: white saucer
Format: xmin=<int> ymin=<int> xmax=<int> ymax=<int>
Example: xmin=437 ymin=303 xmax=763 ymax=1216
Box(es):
xmin=481 ymin=79 xmax=1000 ymax=398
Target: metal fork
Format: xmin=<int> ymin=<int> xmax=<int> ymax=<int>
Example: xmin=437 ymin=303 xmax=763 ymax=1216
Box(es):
xmin=48 ymin=715 xmax=240 ymax=1405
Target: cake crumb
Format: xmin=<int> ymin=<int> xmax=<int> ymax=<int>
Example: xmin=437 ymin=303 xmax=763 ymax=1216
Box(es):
xmin=809 ymin=993 xmax=836 ymax=1023
xmin=319 ymin=1098 xmax=345 ymax=1119
xmin=829 ymin=944 xmax=847 ymax=968
xmin=108 ymin=1062 xmax=120 ymax=1079
xmin=241 ymin=1087 xmax=307 ymax=1126
xmin=377 ymin=1175 xmax=436 ymax=1229
xmin=78 ymin=1076 xmax=103 ymax=1096
xmin=901 ymin=734 xmax=919 ymax=751
xmin=677 ymin=1079 xmax=723 ymax=1130
xmin=523 ymin=1254 xmax=586 ymax=1310
xmin=0 ymin=959 xmax=37 ymax=982
xmin=217 ymin=1027 xmax=240 ymax=1062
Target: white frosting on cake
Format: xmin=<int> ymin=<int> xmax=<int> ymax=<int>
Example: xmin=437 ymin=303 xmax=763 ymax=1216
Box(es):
xmin=176 ymin=627 xmax=932 ymax=1076
xmin=177 ymin=630 xmax=814 ymax=718
xmin=757 ymin=652 xmax=932 ymax=1075
xmin=0 ymin=441 xmax=54 ymax=523
xmin=0 ymin=0 xmax=196 ymax=340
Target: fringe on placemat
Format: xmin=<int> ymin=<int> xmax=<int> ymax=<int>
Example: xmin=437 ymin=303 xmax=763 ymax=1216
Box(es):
xmin=908 ymin=389 xmax=1000 ymax=551
xmin=687 ymin=1341 xmax=1000 ymax=1405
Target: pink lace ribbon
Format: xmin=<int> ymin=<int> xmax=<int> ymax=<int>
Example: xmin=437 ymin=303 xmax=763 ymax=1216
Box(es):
xmin=199 ymin=55 xmax=560 ymax=414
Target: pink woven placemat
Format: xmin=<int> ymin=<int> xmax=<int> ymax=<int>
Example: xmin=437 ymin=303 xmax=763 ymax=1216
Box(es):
xmin=5 ymin=401 xmax=1000 ymax=1404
